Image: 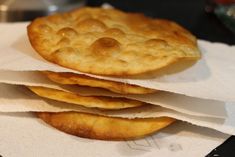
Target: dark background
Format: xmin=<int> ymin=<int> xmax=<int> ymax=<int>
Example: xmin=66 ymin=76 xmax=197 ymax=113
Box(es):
xmin=87 ymin=0 xmax=235 ymax=45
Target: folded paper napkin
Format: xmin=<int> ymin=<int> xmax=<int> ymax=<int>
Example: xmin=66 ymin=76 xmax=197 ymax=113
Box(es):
xmin=0 ymin=22 xmax=234 ymax=157
xmin=0 ymin=23 xmax=235 ymax=102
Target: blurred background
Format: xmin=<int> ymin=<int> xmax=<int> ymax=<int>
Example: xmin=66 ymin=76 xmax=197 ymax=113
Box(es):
xmin=0 ymin=0 xmax=234 ymax=44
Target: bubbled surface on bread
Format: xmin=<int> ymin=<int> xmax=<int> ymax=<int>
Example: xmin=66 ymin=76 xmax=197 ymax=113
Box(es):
xmin=28 ymin=7 xmax=200 ymax=76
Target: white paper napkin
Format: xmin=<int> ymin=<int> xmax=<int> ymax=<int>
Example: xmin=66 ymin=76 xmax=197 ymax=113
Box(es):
xmin=0 ymin=83 xmax=234 ymax=135
xmin=0 ymin=70 xmax=227 ymax=118
xmin=0 ymin=22 xmax=234 ymax=157
xmin=0 ymin=112 xmax=229 ymax=157
xmin=0 ymin=22 xmax=234 ymax=102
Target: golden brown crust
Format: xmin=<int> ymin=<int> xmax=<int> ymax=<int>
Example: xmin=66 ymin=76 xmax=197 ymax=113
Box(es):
xmin=28 ymin=7 xmax=200 ymax=76
xmin=43 ymin=71 xmax=156 ymax=94
xmin=37 ymin=112 xmax=175 ymax=140
xmin=27 ymin=86 xmax=145 ymax=110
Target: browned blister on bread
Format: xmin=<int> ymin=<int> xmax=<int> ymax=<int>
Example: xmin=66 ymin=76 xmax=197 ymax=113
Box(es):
xmin=28 ymin=7 xmax=200 ymax=76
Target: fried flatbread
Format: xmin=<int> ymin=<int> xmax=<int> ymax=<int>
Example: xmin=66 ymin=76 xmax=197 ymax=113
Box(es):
xmin=27 ymin=86 xmax=145 ymax=110
xmin=37 ymin=112 xmax=175 ymax=140
xmin=43 ymin=71 xmax=156 ymax=94
xmin=28 ymin=7 xmax=200 ymax=76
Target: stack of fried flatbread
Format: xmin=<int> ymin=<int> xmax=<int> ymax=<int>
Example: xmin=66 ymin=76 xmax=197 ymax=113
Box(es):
xmin=27 ymin=7 xmax=200 ymax=140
